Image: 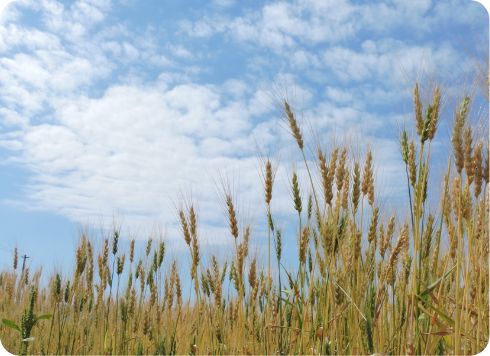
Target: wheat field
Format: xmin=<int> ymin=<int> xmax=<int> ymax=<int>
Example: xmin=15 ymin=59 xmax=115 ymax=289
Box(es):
xmin=0 ymin=84 xmax=488 ymax=355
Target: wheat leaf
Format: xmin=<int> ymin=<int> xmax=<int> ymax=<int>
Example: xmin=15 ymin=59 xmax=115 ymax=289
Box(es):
xmin=419 ymin=264 xmax=456 ymax=297
xmin=2 ymin=319 xmax=20 ymax=332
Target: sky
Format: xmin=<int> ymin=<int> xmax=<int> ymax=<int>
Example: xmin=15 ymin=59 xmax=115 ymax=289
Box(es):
xmin=0 ymin=0 xmax=488 ymax=274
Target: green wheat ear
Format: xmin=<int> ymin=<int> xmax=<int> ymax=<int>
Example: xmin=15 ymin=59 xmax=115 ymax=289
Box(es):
xmin=2 ymin=294 xmax=52 ymax=356
xmin=401 ymin=129 xmax=409 ymax=164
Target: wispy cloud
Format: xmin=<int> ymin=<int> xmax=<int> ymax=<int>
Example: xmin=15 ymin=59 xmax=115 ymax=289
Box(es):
xmin=180 ymin=0 xmax=484 ymax=50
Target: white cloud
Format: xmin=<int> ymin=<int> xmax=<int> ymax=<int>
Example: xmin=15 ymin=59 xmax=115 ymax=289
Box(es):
xmin=180 ymin=0 xmax=482 ymax=53
xmin=2 ymin=80 xmax=288 ymax=245
xmin=168 ymin=44 xmax=193 ymax=59
xmin=325 ymin=87 xmax=354 ymax=104
xmin=0 ymin=23 xmax=60 ymax=51
xmin=322 ymin=40 xmax=466 ymax=86
xmin=37 ymin=0 xmax=110 ymax=38
xmin=291 ymin=50 xmax=321 ymax=69
xmin=181 ymin=1 xmax=358 ymax=50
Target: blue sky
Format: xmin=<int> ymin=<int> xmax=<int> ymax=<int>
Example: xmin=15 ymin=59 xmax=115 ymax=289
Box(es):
xmin=0 ymin=0 xmax=487 ymax=274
